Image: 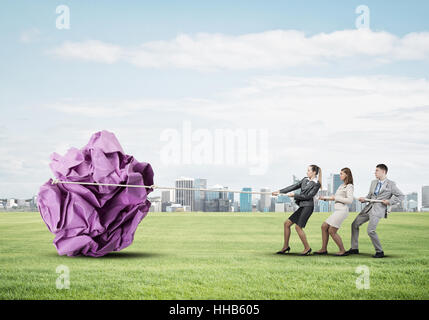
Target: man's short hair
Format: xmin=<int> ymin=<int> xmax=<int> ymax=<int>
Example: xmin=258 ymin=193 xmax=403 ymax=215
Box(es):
xmin=376 ymin=164 xmax=388 ymax=173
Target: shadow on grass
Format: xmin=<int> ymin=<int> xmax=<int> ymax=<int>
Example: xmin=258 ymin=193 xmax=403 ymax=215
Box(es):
xmin=100 ymin=251 xmax=165 ymax=259
xmin=260 ymin=251 xmax=400 ymax=259
xmin=43 ymin=251 xmax=165 ymax=259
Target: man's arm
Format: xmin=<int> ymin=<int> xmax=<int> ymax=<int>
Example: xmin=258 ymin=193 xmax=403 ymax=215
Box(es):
xmin=388 ymin=181 xmax=405 ymax=206
xmin=294 ymin=183 xmax=320 ymax=201
xmin=279 ymin=179 xmax=303 ymax=194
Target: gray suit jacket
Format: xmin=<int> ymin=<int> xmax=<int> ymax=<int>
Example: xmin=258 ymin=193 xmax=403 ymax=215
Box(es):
xmin=361 ymin=178 xmax=404 ymax=218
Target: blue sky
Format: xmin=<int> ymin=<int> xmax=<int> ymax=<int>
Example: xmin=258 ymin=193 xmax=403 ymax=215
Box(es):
xmin=1 ymin=0 xmax=429 ymax=206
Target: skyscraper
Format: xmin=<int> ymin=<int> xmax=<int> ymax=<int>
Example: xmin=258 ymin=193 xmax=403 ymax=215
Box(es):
xmin=203 ymin=184 xmax=231 ymax=212
xmin=161 ymin=190 xmax=173 ymax=203
xmin=406 ymin=192 xmax=418 ymax=212
xmin=259 ymin=187 xmax=271 ymax=212
xmin=422 ymin=186 xmax=429 ymax=211
xmin=317 ymin=189 xmax=330 ymax=212
xmin=193 ymin=178 xmax=207 ymax=212
xmin=206 ymin=184 xmax=223 ymax=200
xmin=228 ymin=192 xmax=234 ymax=202
xmin=175 ymin=177 xmax=194 ymax=211
xmin=240 ymin=187 xmax=252 ymax=212
xmin=276 ymin=194 xmax=291 ymax=203
xmin=329 ymin=173 xmax=342 ymax=194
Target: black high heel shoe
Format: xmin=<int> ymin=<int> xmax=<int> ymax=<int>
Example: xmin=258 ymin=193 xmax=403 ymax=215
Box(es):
xmin=276 ymin=246 xmax=290 ymax=254
xmin=313 ymin=250 xmax=328 ymax=255
xmin=300 ymin=248 xmax=312 ymax=256
xmin=335 ymin=252 xmax=350 ymax=256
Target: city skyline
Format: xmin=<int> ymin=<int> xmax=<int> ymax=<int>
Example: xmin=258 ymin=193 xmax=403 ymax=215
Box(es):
xmin=1 ymin=173 xmax=424 ymax=212
xmin=149 ymin=174 xmax=423 ymax=212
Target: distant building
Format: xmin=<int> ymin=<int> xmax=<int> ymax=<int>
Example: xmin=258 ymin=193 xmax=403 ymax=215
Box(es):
xmin=166 ymin=203 xmax=186 ymax=212
xmin=161 ymin=190 xmax=172 ymax=203
xmin=315 ymin=189 xmax=330 ymax=212
xmin=193 ymin=178 xmax=207 ymax=212
xmin=259 ymin=188 xmax=271 ymax=212
xmin=240 ymin=188 xmax=252 ymax=212
xmin=149 ymin=200 xmax=162 ymax=212
xmin=204 ymin=198 xmax=229 ymax=212
xmin=329 ymin=173 xmax=342 ymax=194
xmin=276 ymin=194 xmax=291 ymax=204
xmin=6 ymin=199 xmax=17 ymax=209
xmin=175 ymin=177 xmax=194 ymax=211
xmin=405 ymin=192 xmax=418 ymax=212
xmin=0 ymin=198 xmax=6 ymax=209
xmin=228 ymin=192 xmax=234 ymax=203
xmin=275 ymin=202 xmax=285 ymax=212
xmin=162 ymin=201 xmax=173 ymax=212
xmin=206 ymin=184 xmax=222 ymax=200
xmin=422 ymin=186 xmax=429 ymax=212
xmin=318 ymin=199 xmax=330 ymax=212
xmin=270 ymin=197 xmax=276 ymax=212
xmin=232 ymin=201 xmax=239 ymax=212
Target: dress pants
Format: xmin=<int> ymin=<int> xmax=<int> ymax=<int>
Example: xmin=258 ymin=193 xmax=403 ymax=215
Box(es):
xmin=351 ymin=211 xmax=383 ymax=252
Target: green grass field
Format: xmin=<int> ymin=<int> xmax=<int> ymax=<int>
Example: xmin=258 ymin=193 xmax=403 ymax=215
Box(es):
xmin=0 ymin=211 xmax=428 ymax=299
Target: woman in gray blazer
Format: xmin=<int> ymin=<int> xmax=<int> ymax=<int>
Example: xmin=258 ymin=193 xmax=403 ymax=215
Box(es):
xmin=272 ymin=165 xmax=322 ymax=256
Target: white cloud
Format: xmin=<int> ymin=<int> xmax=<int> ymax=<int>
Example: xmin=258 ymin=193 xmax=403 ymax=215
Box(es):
xmin=49 ymin=40 xmax=123 ymax=64
xmin=41 ymin=75 xmax=429 ymax=175
xmin=48 ymin=29 xmax=429 ymax=70
xmin=3 ymin=75 xmax=429 ymax=200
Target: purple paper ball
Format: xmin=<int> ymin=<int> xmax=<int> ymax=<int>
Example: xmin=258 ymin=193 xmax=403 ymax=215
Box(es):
xmin=37 ymin=130 xmax=154 ymax=257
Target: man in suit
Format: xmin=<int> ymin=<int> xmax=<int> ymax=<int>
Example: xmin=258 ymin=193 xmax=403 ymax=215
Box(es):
xmin=346 ymin=164 xmax=404 ymax=258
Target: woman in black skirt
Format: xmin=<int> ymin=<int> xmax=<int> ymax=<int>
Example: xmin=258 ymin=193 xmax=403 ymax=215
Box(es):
xmin=272 ymin=165 xmax=322 ymax=256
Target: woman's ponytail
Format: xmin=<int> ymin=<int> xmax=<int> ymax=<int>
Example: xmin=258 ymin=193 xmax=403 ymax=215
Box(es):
xmin=317 ymin=167 xmax=322 ymax=189
xmin=310 ymin=164 xmax=322 ymax=189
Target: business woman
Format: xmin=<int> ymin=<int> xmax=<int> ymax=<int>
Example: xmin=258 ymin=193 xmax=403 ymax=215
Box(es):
xmin=272 ymin=165 xmax=322 ymax=256
xmin=316 ymin=168 xmax=354 ymax=256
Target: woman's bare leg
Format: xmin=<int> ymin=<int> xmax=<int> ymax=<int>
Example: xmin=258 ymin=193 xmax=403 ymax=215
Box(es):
xmin=316 ymin=222 xmax=330 ymax=253
xmin=328 ymin=226 xmax=346 ymax=254
xmin=295 ymin=224 xmax=311 ymax=252
xmin=281 ymin=219 xmax=294 ymax=250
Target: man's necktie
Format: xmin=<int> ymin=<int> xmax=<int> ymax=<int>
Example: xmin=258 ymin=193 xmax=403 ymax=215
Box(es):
xmin=374 ymin=181 xmax=382 ymax=196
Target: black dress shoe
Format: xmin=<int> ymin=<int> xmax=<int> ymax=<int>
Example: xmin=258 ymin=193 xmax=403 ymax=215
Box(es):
xmin=300 ymin=248 xmax=312 ymax=256
xmin=345 ymin=248 xmax=359 ymax=255
xmin=313 ymin=251 xmax=328 ymax=255
xmin=335 ymin=252 xmax=350 ymax=256
xmin=372 ymin=251 xmax=385 ymax=258
xmin=276 ymin=246 xmax=290 ymax=254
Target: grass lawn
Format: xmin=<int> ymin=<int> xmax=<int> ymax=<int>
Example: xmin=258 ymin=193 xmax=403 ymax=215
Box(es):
xmin=0 ymin=211 xmax=428 ymax=299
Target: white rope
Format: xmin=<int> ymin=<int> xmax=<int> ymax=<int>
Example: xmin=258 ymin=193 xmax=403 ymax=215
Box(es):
xmin=50 ymin=179 xmax=386 ymax=201
xmin=321 ymin=195 xmax=385 ymax=203
xmin=51 ymin=178 xmax=275 ymax=195
xmin=361 ymin=198 xmax=385 ymax=203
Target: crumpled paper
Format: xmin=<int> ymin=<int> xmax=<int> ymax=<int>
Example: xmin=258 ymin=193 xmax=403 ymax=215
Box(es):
xmin=37 ymin=130 xmax=154 ymax=257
